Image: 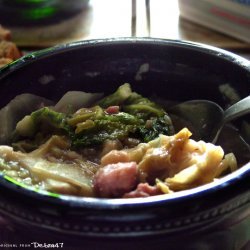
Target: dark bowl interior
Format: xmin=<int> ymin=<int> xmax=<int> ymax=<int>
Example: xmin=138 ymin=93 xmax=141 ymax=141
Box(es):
xmin=0 ymin=38 xmax=249 ymax=249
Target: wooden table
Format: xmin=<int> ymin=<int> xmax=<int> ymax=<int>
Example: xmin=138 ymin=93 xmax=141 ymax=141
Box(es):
xmin=8 ymin=0 xmax=250 ymax=60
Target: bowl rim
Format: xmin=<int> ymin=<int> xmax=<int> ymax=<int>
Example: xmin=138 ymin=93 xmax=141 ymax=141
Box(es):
xmin=0 ymin=37 xmax=249 ymax=209
xmin=1 ymin=37 xmax=250 ymax=78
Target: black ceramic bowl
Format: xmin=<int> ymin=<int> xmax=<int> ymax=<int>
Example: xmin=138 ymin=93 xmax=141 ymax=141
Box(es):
xmin=0 ymin=38 xmax=249 ymax=250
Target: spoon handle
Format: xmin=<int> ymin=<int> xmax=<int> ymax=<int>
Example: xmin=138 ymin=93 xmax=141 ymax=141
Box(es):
xmin=223 ymin=95 xmax=250 ymax=124
xmin=212 ymin=95 xmax=250 ymax=144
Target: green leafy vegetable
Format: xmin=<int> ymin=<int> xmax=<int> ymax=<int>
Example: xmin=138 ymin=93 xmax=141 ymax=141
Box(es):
xmin=12 ymin=83 xmax=174 ymax=149
xmin=72 ymin=112 xmax=142 ymax=147
xmin=12 ymin=107 xmax=73 ymax=150
xmin=137 ymin=116 xmax=174 ymax=142
xmin=123 ymin=92 xmax=166 ymax=119
xmin=15 ymin=107 xmax=70 ymax=137
xmin=98 ymin=83 xmax=132 ymax=108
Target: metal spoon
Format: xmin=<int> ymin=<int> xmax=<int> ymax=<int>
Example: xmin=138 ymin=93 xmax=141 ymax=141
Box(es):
xmin=168 ymin=95 xmax=250 ymax=143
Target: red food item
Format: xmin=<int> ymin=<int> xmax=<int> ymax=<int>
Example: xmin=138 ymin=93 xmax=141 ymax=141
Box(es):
xmin=123 ymin=183 xmax=163 ymax=198
xmin=105 ymin=105 xmax=120 ymax=114
xmin=93 ymin=162 xmax=138 ymax=198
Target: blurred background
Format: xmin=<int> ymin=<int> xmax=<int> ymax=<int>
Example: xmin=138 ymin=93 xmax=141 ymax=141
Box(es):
xmin=0 ymin=0 xmax=249 ymax=59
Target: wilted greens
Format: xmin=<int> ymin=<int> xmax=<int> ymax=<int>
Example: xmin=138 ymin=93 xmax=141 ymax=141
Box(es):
xmin=12 ymin=83 xmax=174 ymax=150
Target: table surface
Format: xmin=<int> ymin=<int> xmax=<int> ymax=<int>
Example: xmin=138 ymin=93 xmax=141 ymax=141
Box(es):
xmin=9 ymin=0 xmax=250 ymax=60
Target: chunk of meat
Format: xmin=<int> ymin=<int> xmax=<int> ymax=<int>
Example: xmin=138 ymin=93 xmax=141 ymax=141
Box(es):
xmin=105 ymin=105 xmax=120 ymax=114
xmin=123 ymin=183 xmax=163 ymax=198
xmin=93 ymin=162 xmax=138 ymax=198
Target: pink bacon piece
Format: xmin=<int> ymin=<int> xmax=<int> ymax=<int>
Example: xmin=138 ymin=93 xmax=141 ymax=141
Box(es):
xmin=93 ymin=162 xmax=138 ymax=198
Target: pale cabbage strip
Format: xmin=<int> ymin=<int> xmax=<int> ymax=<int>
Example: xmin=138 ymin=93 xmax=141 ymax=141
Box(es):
xmin=0 ymin=94 xmax=53 ymax=144
xmin=0 ymin=136 xmax=98 ymax=196
xmin=53 ymin=91 xmax=103 ymax=114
